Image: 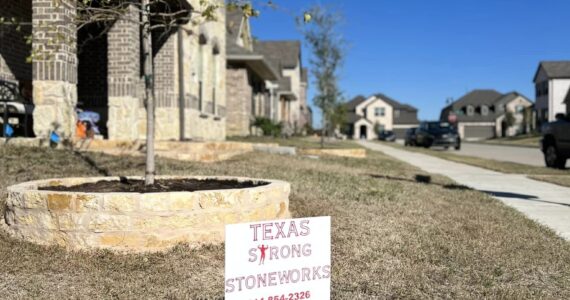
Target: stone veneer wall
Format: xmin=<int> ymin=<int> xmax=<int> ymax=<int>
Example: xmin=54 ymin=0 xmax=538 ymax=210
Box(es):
xmin=32 ymin=0 xmax=78 ymax=138
xmin=3 ymin=176 xmax=291 ymax=252
xmin=226 ymin=68 xmax=252 ymax=136
xmin=106 ymin=4 xmax=143 ymax=140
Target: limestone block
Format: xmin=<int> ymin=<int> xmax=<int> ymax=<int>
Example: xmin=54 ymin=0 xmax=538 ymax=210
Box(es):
xmin=89 ymin=214 xmax=131 ymax=232
xmin=75 ymin=194 xmax=102 ymax=212
xmin=58 ymin=213 xmax=91 ymax=231
xmin=103 ymin=194 xmax=139 ymax=212
xmin=47 ymin=194 xmax=75 ymax=211
xmin=24 ymin=191 xmax=48 ymax=209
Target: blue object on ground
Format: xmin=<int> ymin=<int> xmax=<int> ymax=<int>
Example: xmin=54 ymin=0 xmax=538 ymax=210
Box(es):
xmin=4 ymin=124 xmax=14 ymax=137
xmin=50 ymin=131 xmax=60 ymax=144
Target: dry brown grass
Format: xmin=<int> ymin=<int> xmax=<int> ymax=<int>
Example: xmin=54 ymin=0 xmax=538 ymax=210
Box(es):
xmin=386 ymin=142 xmax=568 ymax=176
xmin=528 ymin=175 xmax=570 ymax=188
xmin=227 ymin=136 xmax=362 ymax=149
xmin=1 ymin=145 xmax=570 ymax=299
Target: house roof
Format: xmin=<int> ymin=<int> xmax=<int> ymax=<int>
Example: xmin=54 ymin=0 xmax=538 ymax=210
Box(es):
xmin=277 ymin=77 xmax=297 ymax=100
xmin=345 ymin=95 xmax=368 ymax=111
xmin=374 ymin=93 xmax=418 ymax=112
xmin=442 ymin=90 xmax=533 ymax=123
xmin=534 ymin=61 xmax=570 ymax=81
xmin=346 ymin=112 xmax=372 ymax=125
xmin=225 ymin=10 xmax=278 ymax=80
xmin=253 ymin=40 xmax=301 ymax=70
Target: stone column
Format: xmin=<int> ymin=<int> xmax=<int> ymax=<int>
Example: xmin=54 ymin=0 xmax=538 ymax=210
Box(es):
xmin=107 ymin=5 xmax=141 ymax=141
xmin=32 ymin=0 xmax=78 ymax=139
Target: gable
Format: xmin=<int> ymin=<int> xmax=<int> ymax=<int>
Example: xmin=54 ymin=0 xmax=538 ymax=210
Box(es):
xmin=534 ymin=65 xmax=549 ymax=83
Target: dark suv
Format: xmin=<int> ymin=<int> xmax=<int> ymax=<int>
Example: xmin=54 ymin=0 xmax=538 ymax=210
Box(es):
xmin=541 ymin=114 xmax=570 ymax=169
xmin=415 ymin=121 xmax=461 ymax=150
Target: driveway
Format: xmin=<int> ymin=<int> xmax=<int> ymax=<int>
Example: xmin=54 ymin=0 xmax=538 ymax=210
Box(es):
xmin=445 ymin=142 xmax=544 ymax=167
xmin=360 ymin=141 xmax=570 ymax=240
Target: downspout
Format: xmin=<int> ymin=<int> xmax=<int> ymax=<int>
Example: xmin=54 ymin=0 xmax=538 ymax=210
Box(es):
xmin=177 ymin=28 xmax=186 ymax=141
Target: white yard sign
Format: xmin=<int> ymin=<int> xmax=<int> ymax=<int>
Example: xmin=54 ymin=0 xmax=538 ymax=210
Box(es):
xmin=225 ymin=217 xmax=331 ymax=300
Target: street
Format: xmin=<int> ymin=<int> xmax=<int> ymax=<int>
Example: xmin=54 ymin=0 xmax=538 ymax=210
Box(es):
xmin=447 ymin=142 xmax=543 ymax=167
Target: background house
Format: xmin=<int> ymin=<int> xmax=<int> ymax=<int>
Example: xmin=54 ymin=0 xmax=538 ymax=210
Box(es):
xmin=440 ymin=90 xmax=533 ymax=140
xmin=225 ymin=10 xmax=278 ymax=136
xmin=534 ymin=61 xmax=570 ymax=124
xmin=344 ymin=94 xmax=419 ymax=140
xmin=254 ymin=40 xmax=307 ymax=133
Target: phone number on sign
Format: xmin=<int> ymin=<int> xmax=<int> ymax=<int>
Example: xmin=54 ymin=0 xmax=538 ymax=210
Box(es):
xmin=255 ymin=291 xmax=311 ymax=300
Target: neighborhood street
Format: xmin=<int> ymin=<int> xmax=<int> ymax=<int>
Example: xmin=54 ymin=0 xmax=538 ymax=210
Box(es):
xmin=455 ymin=143 xmax=544 ymax=167
xmin=360 ymin=141 xmax=570 ymax=240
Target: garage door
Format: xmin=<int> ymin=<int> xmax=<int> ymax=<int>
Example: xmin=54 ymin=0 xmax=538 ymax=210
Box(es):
xmin=393 ymin=128 xmax=408 ymax=139
xmin=464 ymin=126 xmax=495 ymax=140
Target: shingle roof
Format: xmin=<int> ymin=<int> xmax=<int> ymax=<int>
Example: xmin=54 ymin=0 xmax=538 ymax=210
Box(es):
xmin=374 ymin=93 xmax=418 ymax=111
xmin=535 ymin=61 xmax=570 ymax=80
xmin=442 ymin=90 xmax=532 ymax=123
xmin=345 ymin=95 xmax=367 ymax=111
xmin=346 ymin=112 xmax=372 ymax=125
xmin=253 ymin=40 xmax=301 ymax=69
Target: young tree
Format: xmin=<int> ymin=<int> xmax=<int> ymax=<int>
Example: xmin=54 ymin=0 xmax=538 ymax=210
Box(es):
xmin=299 ymin=5 xmax=345 ymax=148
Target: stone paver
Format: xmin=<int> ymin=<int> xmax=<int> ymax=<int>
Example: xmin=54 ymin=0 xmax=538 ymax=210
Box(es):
xmin=360 ymin=141 xmax=570 ymax=240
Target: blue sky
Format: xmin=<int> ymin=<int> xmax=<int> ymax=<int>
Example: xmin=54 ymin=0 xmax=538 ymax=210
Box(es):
xmin=250 ymin=0 xmax=570 ymax=127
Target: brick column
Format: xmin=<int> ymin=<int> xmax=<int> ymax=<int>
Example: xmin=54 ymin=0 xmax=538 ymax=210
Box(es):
xmin=32 ymin=0 xmax=78 ymax=138
xmin=107 ymin=4 xmax=141 ymax=141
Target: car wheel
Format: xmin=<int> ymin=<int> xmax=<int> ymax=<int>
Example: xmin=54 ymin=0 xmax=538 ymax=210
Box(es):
xmin=544 ymin=143 xmax=566 ymax=169
xmin=454 ymin=139 xmax=461 ymax=151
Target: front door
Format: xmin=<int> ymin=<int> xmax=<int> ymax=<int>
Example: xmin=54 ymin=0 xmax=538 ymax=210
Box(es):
xmin=360 ymin=125 xmax=368 ymax=139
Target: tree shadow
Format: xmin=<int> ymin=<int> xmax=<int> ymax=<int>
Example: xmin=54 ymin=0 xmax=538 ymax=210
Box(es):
xmin=480 ymin=190 xmax=570 ymax=207
xmin=367 ymin=174 xmax=472 ymax=191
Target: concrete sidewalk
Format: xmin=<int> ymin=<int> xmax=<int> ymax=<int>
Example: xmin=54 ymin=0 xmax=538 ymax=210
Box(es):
xmin=360 ymin=141 xmax=570 ymax=241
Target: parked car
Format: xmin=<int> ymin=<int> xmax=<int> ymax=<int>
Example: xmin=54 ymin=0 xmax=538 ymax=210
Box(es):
xmin=378 ymin=130 xmax=396 ymax=142
xmin=0 ymin=80 xmax=34 ymax=137
xmin=541 ymin=113 xmax=570 ymax=169
xmin=415 ymin=121 xmax=461 ymax=150
xmin=404 ymin=128 xmax=418 ymax=146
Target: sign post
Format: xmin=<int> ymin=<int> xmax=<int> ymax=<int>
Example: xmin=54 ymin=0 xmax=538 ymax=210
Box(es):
xmin=225 ymin=217 xmax=331 ymax=300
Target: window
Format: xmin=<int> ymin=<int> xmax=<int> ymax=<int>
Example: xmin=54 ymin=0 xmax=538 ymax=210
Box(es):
xmin=536 ymin=81 xmax=549 ymax=97
xmin=198 ymin=34 xmax=207 ymax=112
xmin=375 ymin=107 xmax=385 ymax=117
xmin=466 ymin=105 xmax=475 ymax=116
xmin=481 ymin=105 xmax=489 ymax=116
xmin=516 ymin=105 xmax=524 ymax=113
xmin=394 ymin=109 xmax=400 ymax=118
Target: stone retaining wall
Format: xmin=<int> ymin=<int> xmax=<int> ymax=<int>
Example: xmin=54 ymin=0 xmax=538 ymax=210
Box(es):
xmin=298 ymin=148 xmax=367 ymax=158
xmin=3 ymin=176 xmax=291 ymax=252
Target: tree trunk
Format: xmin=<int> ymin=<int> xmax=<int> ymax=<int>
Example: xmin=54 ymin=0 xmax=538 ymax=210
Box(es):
xmin=142 ymin=0 xmax=155 ymax=185
xmin=321 ymin=115 xmax=326 ymax=149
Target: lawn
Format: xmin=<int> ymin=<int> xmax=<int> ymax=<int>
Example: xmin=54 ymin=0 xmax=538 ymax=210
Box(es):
xmin=386 ymin=142 xmax=568 ymax=175
xmin=1 ymin=145 xmax=570 ymax=298
xmin=479 ymin=134 xmax=541 ymax=148
xmin=382 ymin=142 xmax=570 ymax=188
xmin=227 ymin=135 xmax=362 ymax=149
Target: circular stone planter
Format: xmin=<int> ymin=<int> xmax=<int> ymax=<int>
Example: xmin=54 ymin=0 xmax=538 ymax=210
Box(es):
xmin=2 ymin=176 xmax=291 ymax=252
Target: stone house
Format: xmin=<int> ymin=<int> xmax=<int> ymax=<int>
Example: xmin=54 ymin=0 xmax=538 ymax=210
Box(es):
xmin=345 ymin=94 xmax=420 ymax=140
xmin=225 ymin=10 xmax=279 ymax=136
xmin=254 ymin=40 xmax=309 ymax=133
xmin=440 ymin=90 xmax=533 ymax=140
xmin=534 ymin=61 xmax=570 ymax=123
xmin=0 ymin=0 xmax=226 ymax=141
